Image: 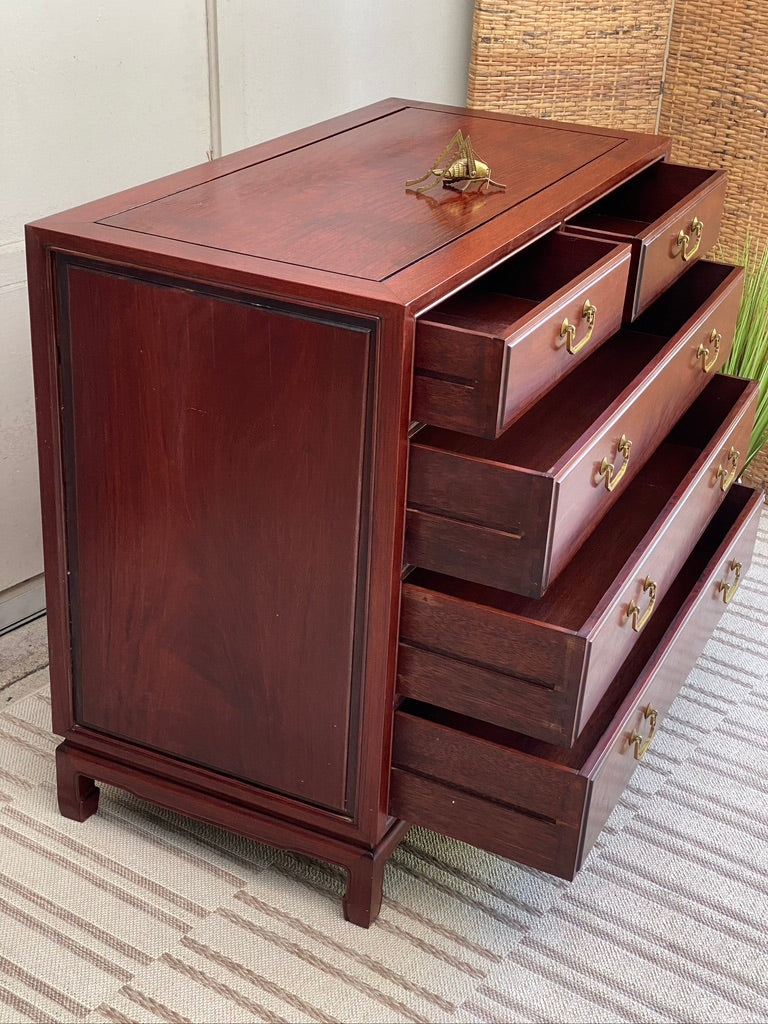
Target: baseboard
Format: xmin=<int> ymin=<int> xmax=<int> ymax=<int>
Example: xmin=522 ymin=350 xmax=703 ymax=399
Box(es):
xmin=0 ymin=575 xmax=46 ymax=635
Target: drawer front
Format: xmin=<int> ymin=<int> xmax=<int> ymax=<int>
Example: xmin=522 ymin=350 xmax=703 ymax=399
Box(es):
xmin=633 ymin=173 xmax=726 ymax=319
xmin=391 ymin=487 xmax=763 ymax=879
xmin=399 ymin=376 xmax=761 ymax=745
xmin=548 ymin=267 xmax=743 ymax=580
xmin=399 ymin=377 xmax=759 ymax=746
xmin=566 ymin=163 xmax=728 ymax=321
xmin=406 ymin=265 xmax=743 ymax=598
xmin=496 ymin=244 xmax=630 ymax=435
xmin=578 ymin=486 xmax=763 ymax=861
xmin=576 ymin=376 xmax=758 ymax=731
xmin=412 ymin=236 xmax=631 ymax=439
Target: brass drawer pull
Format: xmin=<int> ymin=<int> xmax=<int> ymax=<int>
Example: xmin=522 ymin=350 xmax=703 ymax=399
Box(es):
xmin=598 ymin=434 xmax=632 ymax=492
xmin=629 ymin=705 xmax=658 ymax=760
xmin=626 ymin=576 xmax=658 ymax=632
xmin=718 ymin=559 xmax=742 ymax=604
xmin=561 ymin=298 xmax=597 ymax=356
xmin=696 ymin=328 xmax=721 ymax=373
xmin=715 ymin=446 xmax=740 ymax=492
xmin=676 ymin=216 xmax=703 ymax=262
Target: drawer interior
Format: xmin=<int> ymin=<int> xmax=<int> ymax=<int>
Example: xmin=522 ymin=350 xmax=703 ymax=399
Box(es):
xmin=423 ymin=233 xmax=619 ymax=333
xmin=413 ymin=261 xmax=720 ymax=473
xmin=630 ymin=261 xmax=736 ymax=338
xmin=406 ymin=375 xmax=753 ymax=633
xmin=400 ymin=483 xmax=755 ymax=774
xmin=412 ymin=330 xmax=660 ymax=470
xmin=569 ymin=162 xmax=718 ymax=238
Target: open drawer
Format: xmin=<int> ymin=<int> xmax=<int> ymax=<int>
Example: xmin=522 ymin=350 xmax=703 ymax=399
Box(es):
xmin=565 ymin=161 xmax=726 ymax=320
xmin=400 ymin=374 xmax=758 ymax=746
xmin=391 ymin=485 xmax=763 ymax=880
xmin=406 ymin=260 xmax=744 ymax=597
xmin=412 ymin=232 xmax=631 ymax=438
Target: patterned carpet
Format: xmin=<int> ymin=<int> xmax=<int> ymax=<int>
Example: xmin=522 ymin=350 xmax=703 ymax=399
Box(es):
xmin=0 ymin=511 xmax=767 ymax=1023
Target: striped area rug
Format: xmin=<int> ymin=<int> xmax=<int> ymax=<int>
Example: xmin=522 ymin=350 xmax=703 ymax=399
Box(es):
xmin=0 ymin=510 xmax=766 ymax=1023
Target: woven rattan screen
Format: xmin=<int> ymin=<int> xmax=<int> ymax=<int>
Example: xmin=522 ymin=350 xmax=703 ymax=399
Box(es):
xmin=468 ymin=0 xmax=673 ymax=133
xmin=468 ymin=0 xmax=768 ymax=257
xmin=659 ymin=2 xmax=768 ymax=259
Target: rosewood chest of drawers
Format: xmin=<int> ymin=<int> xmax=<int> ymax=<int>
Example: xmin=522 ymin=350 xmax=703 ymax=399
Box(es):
xmin=26 ymin=99 xmax=762 ymax=928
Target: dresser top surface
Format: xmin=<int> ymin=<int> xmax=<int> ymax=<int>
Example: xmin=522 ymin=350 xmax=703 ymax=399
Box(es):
xmin=30 ymin=99 xmax=670 ymax=306
xmin=100 ymin=106 xmax=622 ymax=282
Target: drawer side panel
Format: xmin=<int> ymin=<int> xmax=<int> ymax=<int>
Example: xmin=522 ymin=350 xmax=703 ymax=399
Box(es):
xmin=390 ymin=767 xmax=582 ymax=878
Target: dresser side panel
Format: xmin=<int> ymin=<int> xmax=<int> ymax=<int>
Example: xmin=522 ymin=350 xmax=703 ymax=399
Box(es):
xmin=58 ymin=260 xmax=378 ymax=815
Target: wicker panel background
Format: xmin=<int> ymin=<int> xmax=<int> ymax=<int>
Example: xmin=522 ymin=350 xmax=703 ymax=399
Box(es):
xmin=469 ymin=0 xmax=768 ymax=258
xmin=467 ymin=0 xmax=674 ymax=132
xmin=659 ymin=1 xmax=768 ymax=261
xmin=468 ymin=0 xmax=768 ymax=487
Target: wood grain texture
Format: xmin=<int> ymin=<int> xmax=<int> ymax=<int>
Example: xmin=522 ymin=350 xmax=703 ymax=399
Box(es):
xmin=55 ymin=739 xmax=409 ymax=927
xmin=59 ymin=260 xmax=373 ymax=813
xmin=566 ymin=163 xmax=727 ymax=319
xmin=392 ymin=709 xmax=586 ymax=825
xmin=578 ymin=485 xmax=764 ymax=862
xmin=389 ymin=767 xmax=579 ymax=877
xmin=401 ymin=374 xmax=757 ymax=746
xmin=405 ymin=454 xmax=555 ymax=598
xmin=399 ymin=573 xmax=588 ymax=690
xmin=26 ymin=100 xmax=669 ymax=318
xmin=406 ymin=262 xmax=743 ymax=596
xmin=390 ymin=485 xmax=763 ymax=878
xmin=396 ymin=643 xmax=571 ymax=745
xmin=29 ymin=239 xmax=412 ymax=856
xmin=25 ymin=99 xmax=720 ymax=924
xmin=412 ymin=233 xmax=631 ymax=437
xmin=101 ymin=107 xmax=622 ymax=282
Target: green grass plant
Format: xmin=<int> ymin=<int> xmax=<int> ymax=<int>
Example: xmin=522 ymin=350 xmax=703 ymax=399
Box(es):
xmin=724 ymin=239 xmax=768 ymax=467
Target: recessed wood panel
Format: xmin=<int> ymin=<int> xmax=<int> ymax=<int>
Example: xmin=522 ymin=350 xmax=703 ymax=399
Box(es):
xmin=100 ymin=106 xmax=621 ymax=280
xmin=58 ymin=260 xmax=374 ymax=813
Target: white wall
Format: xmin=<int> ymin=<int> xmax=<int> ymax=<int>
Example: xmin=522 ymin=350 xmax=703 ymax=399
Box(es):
xmin=216 ymin=0 xmax=474 ymax=153
xmin=0 ymin=0 xmax=472 ymax=631
xmin=0 ymin=0 xmax=211 ymax=632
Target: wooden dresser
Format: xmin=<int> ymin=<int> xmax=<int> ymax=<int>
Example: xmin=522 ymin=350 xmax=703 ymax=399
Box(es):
xmin=26 ymin=99 xmax=762 ymax=927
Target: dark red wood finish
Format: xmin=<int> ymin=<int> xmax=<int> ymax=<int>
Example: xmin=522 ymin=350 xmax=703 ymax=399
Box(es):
xmin=566 ymin=162 xmax=727 ymax=319
xmin=406 ymin=261 xmax=744 ymax=597
xmin=55 ymin=740 xmax=410 ymax=926
xmin=400 ymin=374 xmax=757 ymax=746
xmin=391 ymin=486 xmax=763 ymax=877
xmin=59 ymin=260 xmax=377 ymax=812
xmin=101 ymin=107 xmax=626 ymax=282
xmin=412 ymin=233 xmax=631 ymax=438
xmin=28 ymin=98 xmax=740 ymax=927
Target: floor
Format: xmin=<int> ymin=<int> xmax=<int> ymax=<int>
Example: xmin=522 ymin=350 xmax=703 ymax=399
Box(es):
xmin=0 ymin=615 xmax=49 ymax=706
xmin=1 ymin=560 xmax=767 ymax=1024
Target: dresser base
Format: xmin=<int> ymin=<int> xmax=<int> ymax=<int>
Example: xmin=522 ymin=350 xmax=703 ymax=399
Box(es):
xmin=54 ymin=740 xmax=410 ymax=927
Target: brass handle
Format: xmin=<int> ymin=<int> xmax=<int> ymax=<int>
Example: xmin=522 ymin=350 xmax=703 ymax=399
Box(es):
xmin=598 ymin=434 xmax=632 ymax=492
xmin=629 ymin=705 xmax=658 ymax=760
xmin=561 ymin=299 xmax=597 ymax=356
xmin=626 ymin=576 xmax=658 ymax=632
xmin=715 ymin=446 xmax=740 ymax=493
xmin=696 ymin=328 xmax=721 ymax=373
xmin=717 ymin=559 xmax=742 ymax=604
xmin=676 ymin=215 xmax=703 ymax=262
